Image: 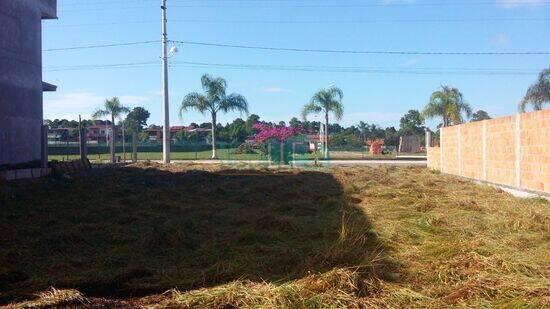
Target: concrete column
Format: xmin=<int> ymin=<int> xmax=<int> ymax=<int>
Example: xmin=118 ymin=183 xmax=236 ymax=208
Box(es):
xmin=482 ymin=120 xmax=487 ymax=181
xmin=515 ymin=115 xmax=521 ymax=188
xmin=425 ymin=130 xmax=432 ymax=149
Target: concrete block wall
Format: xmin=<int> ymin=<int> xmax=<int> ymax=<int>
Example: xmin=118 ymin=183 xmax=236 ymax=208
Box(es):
xmin=486 ymin=115 xmax=516 ymax=187
xmin=427 ymin=109 xmax=550 ymax=195
xmin=460 ymin=121 xmax=484 ymax=180
xmin=0 ymin=0 xmax=56 ymax=168
xmin=440 ymin=125 xmax=459 ymax=175
xmin=520 ymin=110 xmax=550 ymax=192
xmin=427 ymin=147 xmax=441 ymax=170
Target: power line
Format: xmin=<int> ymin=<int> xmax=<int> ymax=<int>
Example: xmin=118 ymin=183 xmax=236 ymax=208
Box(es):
xmin=43 ymin=40 xmax=158 ymax=51
xmin=168 ymin=0 xmax=550 ymax=8
xmin=44 ymin=17 xmax=550 ymax=27
xmin=43 ymin=60 xmax=541 ymax=75
xmin=42 ymin=39 xmax=550 ymax=56
xmin=58 ymin=0 xmax=550 ymax=11
xmin=170 ymin=40 xmax=550 ymax=56
xmin=172 ymin=61 xmax=539 ymax=75
xmin=44 ymin=61 xmax=157 ymax=71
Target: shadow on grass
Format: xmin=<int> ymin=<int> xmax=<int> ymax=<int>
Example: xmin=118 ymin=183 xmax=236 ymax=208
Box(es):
xmin=0 ymin=165 xmax=396 ymax=304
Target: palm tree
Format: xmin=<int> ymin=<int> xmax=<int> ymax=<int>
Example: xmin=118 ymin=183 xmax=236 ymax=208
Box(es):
xmin=423 ymin=86 xmax=472 ymax=127
xmin=519 ymin=67 xmax=549 ymax=112
xmin=92 ymin=97 xmax=130 ymax=163
xmin=180 ymin=74 xmax=248 ymax=159
xmin=302 ymin=86 xmax=344 ymax=159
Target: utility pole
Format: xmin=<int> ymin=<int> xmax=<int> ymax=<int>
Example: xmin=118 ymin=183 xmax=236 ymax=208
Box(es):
xmin=161 ymin=0 xmax=170 ymax=163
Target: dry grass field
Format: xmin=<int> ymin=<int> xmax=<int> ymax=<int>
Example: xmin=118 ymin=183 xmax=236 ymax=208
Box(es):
xmin=0 ymin=163 xmax=548 ymax=308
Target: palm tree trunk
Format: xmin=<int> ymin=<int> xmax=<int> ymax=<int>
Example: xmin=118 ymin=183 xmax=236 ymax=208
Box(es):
xmin=211 ymin=112 xmax=217 ymax=159
xmin=110 ymin=114 xmax=116 ymax=163
xmin=324 ymin=112 xmax=329 ymax=159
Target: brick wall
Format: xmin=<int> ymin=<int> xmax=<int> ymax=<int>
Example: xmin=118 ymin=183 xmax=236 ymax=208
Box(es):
xmin=441 ymin=125 xmax=459 ymax=175
xmin=427 ymin=147 xmax=441 ymax=170
xmin=460 ymin=121 xmax=484 ymax=179
xmin=486 ymin=115 xmax=516 ymax=187
xmin=520 ymin=110 xmax=550 ymax=192
xmin=427 ymin=109 xmax=549 ymax=194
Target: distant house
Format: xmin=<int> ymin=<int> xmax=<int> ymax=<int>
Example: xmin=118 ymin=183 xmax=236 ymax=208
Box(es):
xmin=145 ymin=127 xmax=163 ymax=142
xmin=306 ymin=134 xmax=321 ymax=152
xmin=86 ymin=124 xmax=112 ymax=144
xmin=48 ymin=128 xmax=71 ymax=144
xmin=145 ymin=125 xmax=212 ymax=142
xmin=0 ymin=0 xmax=57 ymax=168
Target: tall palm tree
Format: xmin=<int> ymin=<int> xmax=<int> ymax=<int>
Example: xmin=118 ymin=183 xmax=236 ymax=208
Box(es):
xmin=423 ymin=86 xmax=472 ymax=127
xmin=302 ymin=86 xmax=344 ymax=159
xmin=520 ymin=67 xmax=549 ymax=112
xmin=180 ymin=74 xmax=248 ymax=159
xmin=92 ymin=97 xmax=130 ymax=163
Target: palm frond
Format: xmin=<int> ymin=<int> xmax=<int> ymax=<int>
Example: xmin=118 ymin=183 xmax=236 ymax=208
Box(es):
xmin=180 ymin=92 xmax=209 ymax=117
xmin=219 ymin=93 xmax=248 ymax=115
xmin=301 ymin=102 xmax=321 ymax=121
xmin=330 ymin=100 xmax=344 ymax=121
xmin=327 ymin=86 xmax=344 ymax=101
xmin=423 ymin=86 xmax=472 ymax=126
xmin=460 ymin=101 xmax=473 ymax=119
xmin=91 ymin=109 xmax=109 ymax=119
xmin=308 ymin=86 xmax=344 ymax=120
xmin=201 ymin=74 xmax=227 ymax=103
xmin=520 ymin=68 xmax=549 ymax=112
xmin=100 ymin=97 xmax=130 ymax=118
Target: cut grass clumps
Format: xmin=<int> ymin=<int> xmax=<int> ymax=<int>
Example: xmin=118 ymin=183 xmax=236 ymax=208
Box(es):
xmin=13 ymin=288 xmax=86 ymax=308
xmin=1 ymin=164 xmax=548 ymax=307
xmin=161 ymin=269 xmax=368 ymax=309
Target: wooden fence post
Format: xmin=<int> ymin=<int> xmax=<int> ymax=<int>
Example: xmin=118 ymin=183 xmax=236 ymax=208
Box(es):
xmin=132 ymin=131 xmax=138 ymax=162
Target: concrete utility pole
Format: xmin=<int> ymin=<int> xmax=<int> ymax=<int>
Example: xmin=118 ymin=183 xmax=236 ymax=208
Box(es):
xmin=161 ymin=0 xmax=170 ymax=163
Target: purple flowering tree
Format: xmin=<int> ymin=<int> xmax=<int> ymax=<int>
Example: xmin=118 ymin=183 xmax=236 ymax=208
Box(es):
xmin=252 ymin=123 xmax=302 ymax=163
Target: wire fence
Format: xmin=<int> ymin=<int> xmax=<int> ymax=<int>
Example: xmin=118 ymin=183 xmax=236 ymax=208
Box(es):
xmin=47 ymin=133 xmax=427 ymax=163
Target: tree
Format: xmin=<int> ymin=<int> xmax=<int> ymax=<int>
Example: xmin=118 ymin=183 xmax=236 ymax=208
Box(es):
xmin=219 ymin=118 xmax=248 ymax=144
xmin=289 ymin=117 xmax=302 ymax=128
xmin=92 ymin=97 xmax=130 ymax=163
xmin=302 ymin=86 xmax=344 ymax=159
xmin=399 ymin=109 xmax=425 ymax=136
xmin=124 ymin=107 xmax=150 ymax=134
xmin=245 ymin=114 xmax=260 ymax=135
xmin=180 ymin=74 xmax=248 ymax=158
xmin=471 ymin=110 xmax=491 ymax=122
xmin=423 ymin=86 xmax=472 ymax=127
xmin=357 ymin=121 xmax=368 ymax=142
xmin=519 ymin=67 xmax=549 ymax=112
xmin=384 ymin=127 xmax=400 ymax=147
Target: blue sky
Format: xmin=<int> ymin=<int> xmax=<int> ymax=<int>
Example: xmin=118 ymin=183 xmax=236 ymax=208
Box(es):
xmin=42 ymin=0 xmax=549 ymax=129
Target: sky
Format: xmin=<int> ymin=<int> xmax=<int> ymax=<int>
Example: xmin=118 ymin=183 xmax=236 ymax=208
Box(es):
xmin=42 ymin=0 xmax=550 ymax=129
